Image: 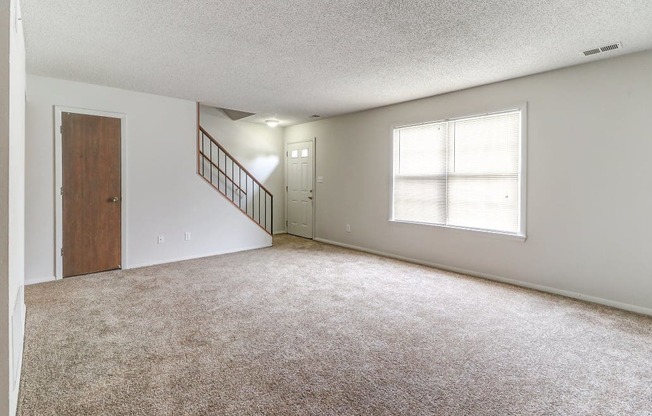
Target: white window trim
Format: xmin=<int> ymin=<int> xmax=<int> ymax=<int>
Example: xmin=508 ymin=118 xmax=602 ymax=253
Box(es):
xmin=388 ymin=103 xmax=527 ymax=241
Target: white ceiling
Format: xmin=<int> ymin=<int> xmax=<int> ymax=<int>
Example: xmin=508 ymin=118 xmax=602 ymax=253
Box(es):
xmin=21 ymin=0 xmax=652 ymax=126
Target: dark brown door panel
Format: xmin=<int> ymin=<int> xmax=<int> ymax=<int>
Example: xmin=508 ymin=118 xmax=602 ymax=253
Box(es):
xmin=62 ymin=112 xmax=121 ymax=277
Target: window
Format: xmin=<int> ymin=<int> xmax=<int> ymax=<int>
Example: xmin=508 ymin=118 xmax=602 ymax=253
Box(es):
xmin=392 ymin=108 xmax=525 ymax=237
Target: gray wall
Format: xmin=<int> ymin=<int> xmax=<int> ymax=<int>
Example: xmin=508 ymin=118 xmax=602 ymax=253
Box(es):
xmin=285 ymin=51 xmax=652 ymax=314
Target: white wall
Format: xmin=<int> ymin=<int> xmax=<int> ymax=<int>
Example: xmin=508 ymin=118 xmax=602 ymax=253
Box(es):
xmin=285 ymin=51 xmax=652 ymax=314
xmin=1 ymin=0 xmax=25 ymax=413
xmin=25 ymin=76 xmax=272 ymax=284
xmin=199 ymin=106 xmax=285 ymax=233
xmin=0 ymin=2 xmax=9 ymax=411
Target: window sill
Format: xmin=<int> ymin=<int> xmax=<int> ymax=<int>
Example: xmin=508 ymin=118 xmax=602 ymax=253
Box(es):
xmin=389 ymin=219 xmax=527 ymax=242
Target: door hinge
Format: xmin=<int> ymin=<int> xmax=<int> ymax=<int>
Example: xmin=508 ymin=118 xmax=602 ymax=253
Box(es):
xmin=286 ymin=220 xmax=288 ymax=227
xmin=60 ymin=248 xmax=64 ymax=256
xmin=60 ymin=125 xmax=63 ymax=134
xmin=286 ymin=186 xmax=288 ymax=191
xmin=60 ymin=187 xmax=63 ymax=196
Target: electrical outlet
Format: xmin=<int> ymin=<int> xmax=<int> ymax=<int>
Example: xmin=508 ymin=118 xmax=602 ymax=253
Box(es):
xmin=184 ymin=232 xmax=191 ymax=241
xmin=157 ymin=235 xmax=165 ymax=244
xmin=345 ymin=224 xmax=351 ymax=233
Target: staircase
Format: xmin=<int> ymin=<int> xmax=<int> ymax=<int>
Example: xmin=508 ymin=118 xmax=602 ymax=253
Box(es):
xmin=197 ymin=126 xmax=273 ymax=235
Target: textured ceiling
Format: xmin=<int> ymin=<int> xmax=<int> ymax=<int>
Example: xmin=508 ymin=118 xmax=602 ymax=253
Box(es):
xmin=22 ymin=0 xmax=652 ymax=126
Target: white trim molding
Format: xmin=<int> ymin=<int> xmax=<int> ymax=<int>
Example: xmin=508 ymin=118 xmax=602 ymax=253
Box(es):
xmin=25 ymin=275 xmax=56 ymax=286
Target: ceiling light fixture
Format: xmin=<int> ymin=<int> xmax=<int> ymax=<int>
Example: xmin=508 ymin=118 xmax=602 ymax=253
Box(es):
xmin=265 ymin=119 xmax=279 ymax=128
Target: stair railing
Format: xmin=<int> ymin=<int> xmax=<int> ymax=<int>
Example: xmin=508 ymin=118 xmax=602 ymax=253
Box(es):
xmin=198 ymin=126 xmax=273 ymax=235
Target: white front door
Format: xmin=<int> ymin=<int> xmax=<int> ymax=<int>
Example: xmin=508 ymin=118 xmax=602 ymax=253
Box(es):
xmin=287 ymin=141 xmax=314 ymax=238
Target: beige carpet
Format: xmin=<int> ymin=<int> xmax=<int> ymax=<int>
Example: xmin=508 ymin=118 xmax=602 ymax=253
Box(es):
xmin=18 ymin=235 xmax=652 ymax=415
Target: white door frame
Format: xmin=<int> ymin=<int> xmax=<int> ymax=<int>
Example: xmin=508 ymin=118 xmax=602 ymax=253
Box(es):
xmin=285 ymin=138 xmax=316 ymax=238
xmin=54 ymin=106 xmax=128 ymax=279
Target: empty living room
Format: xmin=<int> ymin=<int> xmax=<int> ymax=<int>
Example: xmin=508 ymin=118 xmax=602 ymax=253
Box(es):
xmin=1 ymin=0 xmax=652 ymax=415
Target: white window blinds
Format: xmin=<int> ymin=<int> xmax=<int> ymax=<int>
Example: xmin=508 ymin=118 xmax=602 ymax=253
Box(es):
xmin=392 ymin=109 xmax=523 ymax=235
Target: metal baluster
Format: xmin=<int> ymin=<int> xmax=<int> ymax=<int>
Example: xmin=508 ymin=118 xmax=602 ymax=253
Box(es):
xmin=209 ymin=141 xmax=213 ymax=184
xmin=258 ymin=185 xmax=261 ymax=225
xmin=203 ymin=134 xmax=208 ymax=178
xmin=197 ymin=129 xmax=274 ymax=235
xmin=225 ymin=155 xmax=229 ymax=198
xmin=226 ymin=156 xmax=230 ymax=199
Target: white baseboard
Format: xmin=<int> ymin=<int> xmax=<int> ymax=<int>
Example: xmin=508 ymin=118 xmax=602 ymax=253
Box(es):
xmin=126 ymin=243 xmax=272 ymax=270
xmin=27 ymin=243 xmax=274 ymax=283
xmin=25 ymin=275 xmax=56 ymax=285
xmin=9 ymin=301 xmax=26 ymax=415
xmin=273 ymin=230 xmax=287 ymax=235
xmin=314 ymin=238 xmax=652 ymax=317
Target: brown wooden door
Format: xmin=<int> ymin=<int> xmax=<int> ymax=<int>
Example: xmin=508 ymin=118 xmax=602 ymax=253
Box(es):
xmin=62 ymin=112 xmax=121 ymax=277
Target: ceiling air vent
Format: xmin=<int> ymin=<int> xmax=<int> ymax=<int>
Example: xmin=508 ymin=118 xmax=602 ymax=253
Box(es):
xmin=583 ymin=42 xmax=622 ymax=57
xmin=600 ymin=43 xmax=620 ymax=52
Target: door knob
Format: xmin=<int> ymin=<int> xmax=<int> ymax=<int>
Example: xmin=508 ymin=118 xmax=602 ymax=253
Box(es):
xmin=110 ymin=196 xmax=120 ymax=202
